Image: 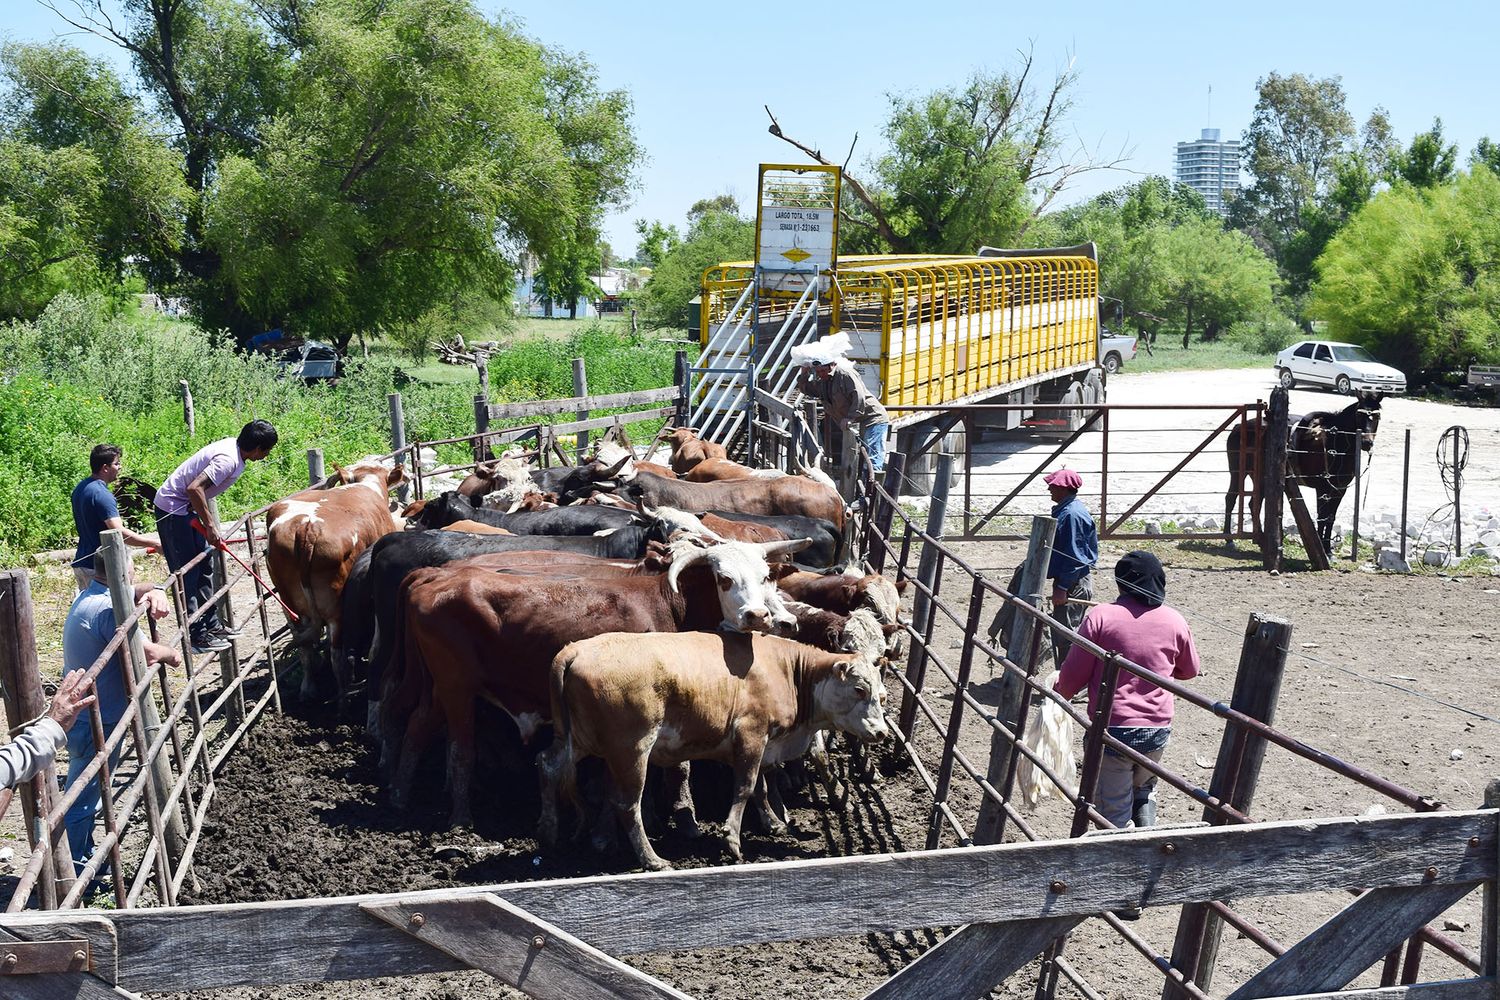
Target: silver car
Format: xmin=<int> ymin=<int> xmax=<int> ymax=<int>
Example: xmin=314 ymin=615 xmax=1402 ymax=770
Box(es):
xmin=1275 ymin=340 xmax=1406 ymax=395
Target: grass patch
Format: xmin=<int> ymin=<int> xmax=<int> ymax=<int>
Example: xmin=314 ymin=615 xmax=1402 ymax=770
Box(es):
xmin=1121 ymin=335 xmax=1275 ymax=373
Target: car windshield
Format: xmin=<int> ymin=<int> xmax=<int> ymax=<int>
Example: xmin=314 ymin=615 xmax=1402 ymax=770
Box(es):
xmin=1331 ymin=345 xmax=1377 ymax=363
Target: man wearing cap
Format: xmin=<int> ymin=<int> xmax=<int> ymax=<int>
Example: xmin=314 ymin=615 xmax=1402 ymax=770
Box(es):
xmin=1043 ymin=467 xmax=1098 ymax=661
xmin=1055 ymin=551 xmax=1200 ymax=835
xmin=798 ymin=359 xmax=890 ymax=473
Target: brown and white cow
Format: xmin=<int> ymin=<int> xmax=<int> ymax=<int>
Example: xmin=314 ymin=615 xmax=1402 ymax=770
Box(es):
xmin=386 ymin=536 xmax=808 ymax=827
xmin=772 ymin=565 xmax=904 ymax=627
xmin=265 ymin=459 xmax=405 ymax=700
xmin=539 ymin=631 xmax=889 ymax=870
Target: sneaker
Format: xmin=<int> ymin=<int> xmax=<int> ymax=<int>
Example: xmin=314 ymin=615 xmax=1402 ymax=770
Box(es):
xmin=207 ymin=624 xmax=241 ymax=641
xmin=190 ymin=634 xmax=231 ymax=654
xmin=1113 ymin=905 xmax=1143 ymax=921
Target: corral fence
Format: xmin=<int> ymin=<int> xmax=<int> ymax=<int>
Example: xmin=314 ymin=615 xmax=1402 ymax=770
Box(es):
xmin=0 ymin=380 xmax=1495 ymax=996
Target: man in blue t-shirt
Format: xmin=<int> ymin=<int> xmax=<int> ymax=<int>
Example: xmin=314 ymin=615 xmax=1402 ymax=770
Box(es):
xmin=1043 ymin=467 xmax=1099 ymax=663
xmin=62 ymin=557 xmax=180 ymax=881
xmin=70 ymin=445 xmax=159 ymax=592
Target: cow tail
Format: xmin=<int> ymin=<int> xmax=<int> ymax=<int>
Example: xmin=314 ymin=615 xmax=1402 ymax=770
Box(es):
xmin=550 ymin=647 xmax=577 ymax=804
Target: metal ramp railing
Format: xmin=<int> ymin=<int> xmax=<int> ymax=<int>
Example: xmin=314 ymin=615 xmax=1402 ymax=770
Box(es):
xmin=689 ymin=268 xmax=824 ymax=460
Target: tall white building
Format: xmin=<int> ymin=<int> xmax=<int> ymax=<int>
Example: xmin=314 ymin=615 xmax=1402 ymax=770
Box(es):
xmin=1174 ymin=128 xmax=1240 ymax=216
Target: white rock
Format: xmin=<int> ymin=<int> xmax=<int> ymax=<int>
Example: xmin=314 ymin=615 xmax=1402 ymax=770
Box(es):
xmin=1422 ymin=549 xmax=1450 ymax=567
xmin=1200 ymin=517 xmax=1220 ymax=532
xmin=1144 ymin=521 xmax=1162 ymax=536
xmin=1450 ymin=749 xmax=1465 ymax=761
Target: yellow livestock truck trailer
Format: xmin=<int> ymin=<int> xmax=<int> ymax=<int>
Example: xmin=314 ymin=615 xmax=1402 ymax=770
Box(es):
xmin=693 ymin=241 xmax=1102 ymax=471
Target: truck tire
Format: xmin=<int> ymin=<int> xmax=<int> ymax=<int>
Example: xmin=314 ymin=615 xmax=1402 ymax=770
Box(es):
xmin=1103 ymin=352 xmax=1122 ymax=374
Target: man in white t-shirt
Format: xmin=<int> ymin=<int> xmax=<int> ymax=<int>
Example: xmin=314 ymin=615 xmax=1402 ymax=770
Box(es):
xmin=153 ymin=420 xmax=278 ymax=654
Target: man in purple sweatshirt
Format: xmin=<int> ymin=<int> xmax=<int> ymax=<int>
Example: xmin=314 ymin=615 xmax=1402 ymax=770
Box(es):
xmin=1055 ymin=550 xmax=1200 ymax=834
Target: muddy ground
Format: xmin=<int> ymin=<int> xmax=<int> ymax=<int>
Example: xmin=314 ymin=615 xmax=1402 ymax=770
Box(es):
xmin=147 ymin=535 xmax=1500 ymax=1000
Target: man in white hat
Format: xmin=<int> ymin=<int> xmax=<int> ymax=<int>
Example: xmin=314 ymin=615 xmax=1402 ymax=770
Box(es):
xmin=798 ymin=359 xmax=890 ymax=473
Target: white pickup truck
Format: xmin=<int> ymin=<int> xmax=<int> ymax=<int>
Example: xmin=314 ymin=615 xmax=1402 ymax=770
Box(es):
xmin=1099 ymin=328 xmax=1139 ymax=374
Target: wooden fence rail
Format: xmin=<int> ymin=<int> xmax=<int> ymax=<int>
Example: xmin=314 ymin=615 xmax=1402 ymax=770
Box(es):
xmin=0 ymin=806 xmax=1493 ymax=997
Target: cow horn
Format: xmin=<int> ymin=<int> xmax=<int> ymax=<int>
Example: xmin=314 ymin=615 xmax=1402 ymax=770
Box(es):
xmin=600 ymin=452 xmax=631 ymax=478
xmin=665 ymin=542 xmax=712 ymax=593
xmin=758 ymin=537 xmax=814 ymax=561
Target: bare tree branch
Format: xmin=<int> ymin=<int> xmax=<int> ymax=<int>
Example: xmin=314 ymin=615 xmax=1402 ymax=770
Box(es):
xmin=765 ymin=104 xmax=902 ymax=250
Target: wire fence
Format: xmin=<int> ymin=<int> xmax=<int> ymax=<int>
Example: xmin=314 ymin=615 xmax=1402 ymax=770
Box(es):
xmin=848 ymin=435 xmax=1488 ymax=997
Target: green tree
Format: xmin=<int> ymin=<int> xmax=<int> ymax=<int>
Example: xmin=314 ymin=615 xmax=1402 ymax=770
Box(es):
xmin=12 ymin=0 xmax=640 ymax=346
xmin=0 ymin=42 xmax=189 ymax=317
xmin=1473 ymin=137 xmax=1500 ymax=175
xmin=767 ymin=49 xmax=1124 ymax=254
xmin=1233 ymin=72 xmax=1356 ymax=268
xmin=534 ymin=232 xmax=604 ymax=320
xmin=1156 ymin=218 xmax=1278 ymax=346
xmin=1388 ymin=118 xmax=1458 ymax=188
xmin=632 ymin=218 xmax=680 ymax=268
xmin=638 ymin=208 xmax=753 ymax=330
xmin=1311 ymin=167 xmax=1500 ymax=382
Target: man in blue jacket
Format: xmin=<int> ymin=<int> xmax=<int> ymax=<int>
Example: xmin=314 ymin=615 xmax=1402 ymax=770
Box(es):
xmin=1044 ymin=468 xmax=1098 ymax=662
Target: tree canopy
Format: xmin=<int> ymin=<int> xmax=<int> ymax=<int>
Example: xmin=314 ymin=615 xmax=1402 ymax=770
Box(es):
xmin=767 ymin=48 xmax=1125 ymax=255
xmin=1 ymin=0 xmax=640 ymax=347
xmin=1310 ymin=167 xmax=1500 ymax=382
xmin=637 ymin=208 xmax=752 ymax=330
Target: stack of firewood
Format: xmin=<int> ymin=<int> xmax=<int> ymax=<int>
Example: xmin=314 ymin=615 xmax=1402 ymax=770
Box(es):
xmin=435 ymin=336 xmax=499 ymax=365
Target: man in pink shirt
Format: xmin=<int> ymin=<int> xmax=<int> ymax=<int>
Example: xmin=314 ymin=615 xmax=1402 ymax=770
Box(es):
xmin=154 ymin=420 xmax=278 ymax=653
xmin=1055 ymin=550 xmax=1200 ymax=833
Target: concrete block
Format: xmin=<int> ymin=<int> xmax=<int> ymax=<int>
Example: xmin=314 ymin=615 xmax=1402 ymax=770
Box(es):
xmin=1377 ymin=549 xmax=1411 ymax=573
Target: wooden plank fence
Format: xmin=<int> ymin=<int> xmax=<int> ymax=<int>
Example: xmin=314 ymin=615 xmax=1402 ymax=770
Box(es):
xmin=0 ymin=806 xmax=1493 ymax=996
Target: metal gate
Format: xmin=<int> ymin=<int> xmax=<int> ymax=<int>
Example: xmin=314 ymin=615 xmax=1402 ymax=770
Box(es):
xmin=884 ymin=402 xmax=1267 ymax=542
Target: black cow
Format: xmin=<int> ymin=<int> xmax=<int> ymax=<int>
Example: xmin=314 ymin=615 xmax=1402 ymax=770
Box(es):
xmin=410 ymin=491 xmax=635 ymax=536
xmin=530 ymin=453 xmax=631 ymax=501
xmin=339 ymin=525 xmax=654 ymax=727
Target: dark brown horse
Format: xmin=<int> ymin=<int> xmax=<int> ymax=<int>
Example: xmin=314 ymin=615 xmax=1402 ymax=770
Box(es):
xmin=1224 ymin=392 xmax=1383 ymax=554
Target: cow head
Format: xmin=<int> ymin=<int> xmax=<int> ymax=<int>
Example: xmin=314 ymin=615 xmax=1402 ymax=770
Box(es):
xmin=411 ymin=490 xmax=474 ymax=529
xmin=334 ymin=458 xmax=404 ymax=495
xmin=816 ymin=657 xmax=890 ymax=743
xmin=664 ymin=537 xmax=809 ymax=633
xmin=839 ymin=608 xmax=903 ymax=662
xmin=641 ymin=505 xmax=726 ymax=546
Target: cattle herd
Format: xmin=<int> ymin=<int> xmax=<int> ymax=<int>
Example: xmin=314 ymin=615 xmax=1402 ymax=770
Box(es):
xmin=261 ymin=428 xmax=905 ymax=870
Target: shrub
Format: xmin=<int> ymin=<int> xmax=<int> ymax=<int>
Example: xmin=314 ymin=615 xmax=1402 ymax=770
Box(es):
xmin=1225 ymin=310 xmax=1301 ymax=354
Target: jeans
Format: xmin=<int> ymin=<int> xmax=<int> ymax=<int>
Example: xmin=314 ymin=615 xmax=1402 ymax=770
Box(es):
xmin=862 ymin=422 xmax=889 ymax=474
xmin=1097 ymin=725 xmax=1171 ymax=829
xmin=64 ymin=714 xmax=123 ymax=875
xmin=158 ymin=511 xmax=218 ymax=640
xmin=1050 ymin=574 xmax=1093 ymax=664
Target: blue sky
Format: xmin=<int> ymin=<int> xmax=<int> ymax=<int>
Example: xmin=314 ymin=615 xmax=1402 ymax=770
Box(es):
xmin=8 ymin=1 xmax=1498 ymax=257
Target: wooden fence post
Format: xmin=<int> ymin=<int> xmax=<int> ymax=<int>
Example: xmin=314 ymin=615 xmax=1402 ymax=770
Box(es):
xmin=180 ymin=380 xmax=194 ymax=436
xmin=1262 ymin=389 xmax=1288 ymax=572
xmin=306 ymin=448 xmax=324 ymax=488
xmin=973 ymin=514 xmax=1056 ymax=846
xmin=99 ymin=531 xmax=190 ymax=874
xmin=473 ymin=393 xmax=491 ymax=464
xmin=674 ymin=350 xmax=689 ymax=428
xmin=0 ymin=570 xmax=73 ymax=907
xmin=1165 ymin=612 xmax=1293 ymax=997
xmin=475 ymin=350 xmax=489 ymax=395
xmin=388 ymin=393 xmax=409 ymax=503
xmin=897 ymin=453 xmax=952 ymax=740
xmin=572 ymin=357 xmax=589 ymax=462
xmin=1483 ymin=778 xmax=1499 ymax=978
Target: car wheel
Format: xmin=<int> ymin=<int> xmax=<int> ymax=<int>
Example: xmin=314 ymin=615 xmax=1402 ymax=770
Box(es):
xmin=1277 ymin=367 xmax=1295 ymax=389
xmin=1103 ymin=352 xmax=1121 ymax=374
xmin=1335 ymin=374 xmax=1352 ymax=395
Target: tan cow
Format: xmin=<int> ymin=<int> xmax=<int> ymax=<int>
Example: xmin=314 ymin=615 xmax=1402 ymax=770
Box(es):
xmin=265 ymin=459 xmax=405 ymax=700
xmin=666 ymin=427 xmax=727 ymax=475
xmin=538 ymin=631 xmax=889 ymax=871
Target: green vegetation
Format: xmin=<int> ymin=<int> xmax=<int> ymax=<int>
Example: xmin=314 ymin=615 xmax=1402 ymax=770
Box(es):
xmin=0 ymin=297 xmax=675 ymax=565
xmin=1 ymin=1 xmax=639 ymax=347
